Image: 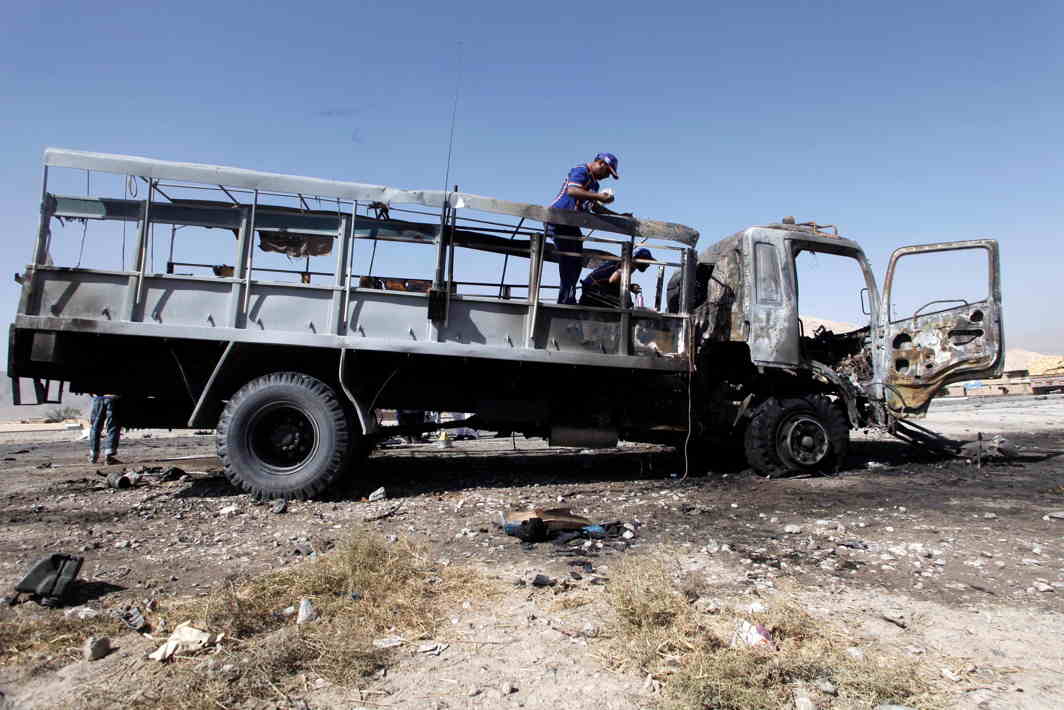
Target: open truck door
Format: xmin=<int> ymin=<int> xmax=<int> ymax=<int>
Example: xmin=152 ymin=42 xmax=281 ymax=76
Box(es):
xmin=880 ymin=239 xmax=1004 ymax=417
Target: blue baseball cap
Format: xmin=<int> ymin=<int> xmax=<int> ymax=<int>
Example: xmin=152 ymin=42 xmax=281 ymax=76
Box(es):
xmin=634 ymin=247 xmax=654 ymax=270
xmin=594 ymin=152 xmax=620 ymax=179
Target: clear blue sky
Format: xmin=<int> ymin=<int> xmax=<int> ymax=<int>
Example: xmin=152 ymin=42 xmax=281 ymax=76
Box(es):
xmin=2 ymin=0 xmax=1061 ymax=362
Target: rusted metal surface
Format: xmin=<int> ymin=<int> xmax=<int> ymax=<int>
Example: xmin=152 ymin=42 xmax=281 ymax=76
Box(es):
xmin=880 ymin=240 xmax=1004 ymax=416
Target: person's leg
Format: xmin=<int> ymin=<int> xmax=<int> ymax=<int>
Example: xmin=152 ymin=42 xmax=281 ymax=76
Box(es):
xmin=104 ymin=398 xmax=121 ymax=461
xmin=550 ymin=225 xmax=583 ymax=305
xmin=88 ymin=397 xmax=104 ymax=462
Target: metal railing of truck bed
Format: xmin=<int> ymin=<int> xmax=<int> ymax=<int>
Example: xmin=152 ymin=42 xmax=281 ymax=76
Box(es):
xmin=17 ymin=148 xmax=699 ymax=373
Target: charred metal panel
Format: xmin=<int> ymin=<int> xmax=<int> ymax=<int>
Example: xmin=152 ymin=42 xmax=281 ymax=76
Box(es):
xmin=537 ymin=306 xmax=623 ymax=355
xmin=743 ymin=229 xmax=800 ymax=367
xmin=34 ymin=269 xmax=127 ymax=321
xmin=880 ymin=239 xmax=1003 ymax=416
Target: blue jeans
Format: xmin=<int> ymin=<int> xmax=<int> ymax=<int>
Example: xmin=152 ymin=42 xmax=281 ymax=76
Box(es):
xmin=89 ymin=396 xmax=120 ymax=458
xmin=547 ymin=223 xmax=583 ymax=305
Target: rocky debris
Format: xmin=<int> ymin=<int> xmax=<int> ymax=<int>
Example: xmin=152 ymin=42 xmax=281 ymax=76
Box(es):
xmin=881 ymin=608 xmax=909 ymax=629
xmin=792 ymin=684 xmax=815 ymax=710
xmin=367 ymin=487 xmax=387 ymax=502
xmin=218 ymin=504 xmax=239 ymax=518
xmin=372 ymin=636 xmax=404 ymax=649
xmin=1032 ymin=582 xmax=1054 ymax=593
xmin=296 ymin=598 xmax=318 ymax=624
xmin=416 ymin=641 xmax=449 ymax=656
xmin=529 ymin=573 xmax=556 ymax=587
xmin=499 ymin=681 xmax=517 ymax=696
xmin=812 ymin=678 xmax=838 ymax=696
xmin=959 ymin=434 xmax=1017 ymax=462
xmin=148 ymin=621 xmax=224 ymax=662
xmin=82 ymin=636 xmax=111 ymax=661
xmin=731 ymin=620 xmax=774 ymax=649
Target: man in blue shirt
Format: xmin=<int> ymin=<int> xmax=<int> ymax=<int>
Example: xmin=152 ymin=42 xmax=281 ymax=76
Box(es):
xmin=580 ymin=247 xmax=654 ymax=308
xmin=545 ymin=153 xmax=626 ymax=304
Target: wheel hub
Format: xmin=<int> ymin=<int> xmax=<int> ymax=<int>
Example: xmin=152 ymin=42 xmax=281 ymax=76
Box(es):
xmin=248 ymin=405 xmax=317 ymax=471
xmin=780 ymin=415 xmax=830 ymax=466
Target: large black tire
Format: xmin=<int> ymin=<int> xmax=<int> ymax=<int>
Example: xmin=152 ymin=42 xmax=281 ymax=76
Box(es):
xmin=744 ymin=395 xmax=849 ymax=476
xmin=217 ymin=372 xmax=353 ymax=499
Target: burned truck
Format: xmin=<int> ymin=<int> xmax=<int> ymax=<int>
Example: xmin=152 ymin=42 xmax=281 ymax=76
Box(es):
xmin=9 ymin=149 xmax=1003 ymax=498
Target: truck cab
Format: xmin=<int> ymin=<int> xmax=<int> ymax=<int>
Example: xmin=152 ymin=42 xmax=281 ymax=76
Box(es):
xmin=682 ymin=219 xmax=1004 ymax=474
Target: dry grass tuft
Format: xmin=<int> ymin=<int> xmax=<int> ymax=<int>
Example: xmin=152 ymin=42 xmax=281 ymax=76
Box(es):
xmin=0 ymin=607 xmax=120 ymax=669
xmin=605 ymin=556 xmax=943 ymax=710
xmin=76 ymin=530 xmax=489 ymax=709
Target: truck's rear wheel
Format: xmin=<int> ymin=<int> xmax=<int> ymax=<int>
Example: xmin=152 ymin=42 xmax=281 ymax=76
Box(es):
xmin=217 ymin=372 xmax=352 ymax=499
xmin=744 ymin=396 xmax=849 ymax=476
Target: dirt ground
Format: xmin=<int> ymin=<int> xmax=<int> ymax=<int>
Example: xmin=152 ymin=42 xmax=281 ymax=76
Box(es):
xmin=1 ymin=395 xmax=1062 ymax=709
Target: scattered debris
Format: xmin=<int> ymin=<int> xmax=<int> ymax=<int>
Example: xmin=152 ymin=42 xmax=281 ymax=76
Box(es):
xmin=881 ymin=608 xmax=909 ymax=629
xmin=148 ymin=621 xmax=224 ymax=661
xmin=82 ymin=636 xmax=112 ymax=661
xmin=364 ymin=503 xmax=403 ymax=522
xmin=731 ymin=620 xmax=774 ymax=649
xmin=501 ymin=508 xmax=610 ymax=543
xmin=530 ymin=574 xmax=556 ymax=587
xmin=372 ymin=636 xmax=404 ymax=649
xmin=367 ymin=487 xmax=387 ymax=502
xmin=960 ymin=434 xmax=1018 ymax=462
xmin=118 ymin=606 xmax=148 ymax=632
xmin=10 ymin=553 xmax=83 ymax=607
xmin=417 ymin=641 xmax=449 ymax=656
xmin=64 ymin=606 xmax=100 ymax=620
xmin=296 ymin=598 xmax=319 ymax=624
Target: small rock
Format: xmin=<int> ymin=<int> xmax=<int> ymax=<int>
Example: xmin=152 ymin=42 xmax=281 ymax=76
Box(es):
xmin=373 ymin=636 xmax=404 ymax=649
xmin=1033 ymin=582 xmax=1054 ymax=593
xmin=83 ymin=636 xmax=111 ymax=661
xmin=941 ymin=667 xmax=962 ymax=682
xmin=500 ymin=681 xmax=517 ymax=695
xmin=784 ymin=524 xmax=802 ymax=534
xmin=64 ymin=606 xmax=100 ymax=620
xmin=881 ymin=609 xmax=909 ymax=629
xmin=218 ymin=505 xmax=239 ymax=517
xmin=813 ymin=678 xmax=838 ymax=696
xmin=367 ymin=487 xmax=386 ymax=502
xmin=296 ymin=598 xmax=318 ymax=624
xmin=271 ymin=500 xmax=288 ymax=514
xmin=792 ymin=686 xmax=815 ymax=710
xmin=845 ymin=647 xmax=865 ymax=661
xmin=531 ymin=574 xmax=555 ymax=587
xmin=1045 ymin=511 xmax=1064 ymax=520
xmin=747 ymin=601 xmax=767 ymax=614
xmin=467 ymin=687 xmax=481 ymax=697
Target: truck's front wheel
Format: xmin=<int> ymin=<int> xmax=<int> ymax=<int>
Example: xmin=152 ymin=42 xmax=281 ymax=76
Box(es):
xmin=217 ymin=372 xmax=352 ymax=499
xmin=744 ymin=396 xmax=849 ymax=476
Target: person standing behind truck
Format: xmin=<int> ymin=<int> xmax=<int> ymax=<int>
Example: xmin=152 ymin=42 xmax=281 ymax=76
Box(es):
xmin=544 ymin=153 xmax=624 ymax=304
xmin=88 ymin=394 xmax=121 ymax=465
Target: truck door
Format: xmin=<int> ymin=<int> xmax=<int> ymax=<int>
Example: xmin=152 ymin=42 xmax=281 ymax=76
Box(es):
xmin=745 ymin=235 xmax=800 ymax=366
xmin=880 ymin=239 xmax=1003 ymax=416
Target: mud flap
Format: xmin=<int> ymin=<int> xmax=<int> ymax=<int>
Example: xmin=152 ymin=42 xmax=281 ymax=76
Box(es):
xmin=10 ymin=554 xmax=84 ymax=607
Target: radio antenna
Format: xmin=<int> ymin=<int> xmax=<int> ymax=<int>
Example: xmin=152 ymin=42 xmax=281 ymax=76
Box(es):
xmin=442 ymin=41 xmax=464 ymax=194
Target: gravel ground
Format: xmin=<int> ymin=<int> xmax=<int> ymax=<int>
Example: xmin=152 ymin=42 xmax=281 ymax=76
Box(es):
xmin=1 ymin=396 xmax=1062 ymax=709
